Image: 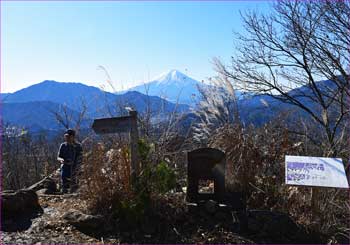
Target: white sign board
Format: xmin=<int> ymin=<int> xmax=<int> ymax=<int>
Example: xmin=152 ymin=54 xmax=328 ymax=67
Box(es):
xmin=285 ymin=155 xmax=349 ymax=188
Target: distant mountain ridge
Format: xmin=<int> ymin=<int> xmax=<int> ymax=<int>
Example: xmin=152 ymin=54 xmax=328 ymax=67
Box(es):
xmin=2 ymin=75 xmax=338 ymax=135
xmin=177 ymin=77 xmax=344 ymax=131
xmin=2 ymin=80 xmax=189 ymax=133
xmin=3 ymin=80 xmax=189 ymax=113
xmin=2 ymin=101 xmax=90 ymax=132
xmin=2 ymin=80 xmax=116 ymax=117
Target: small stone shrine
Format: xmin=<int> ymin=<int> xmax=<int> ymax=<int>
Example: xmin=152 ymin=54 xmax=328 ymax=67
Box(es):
xmin=187 ymin=147 xmax=226 ymax=202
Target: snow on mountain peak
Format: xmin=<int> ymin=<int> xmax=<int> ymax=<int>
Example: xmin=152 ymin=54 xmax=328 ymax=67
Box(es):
xmin=119 ymin=69 xmax=202 ymax=105
xmin=153 ymin=69 xmax=190 ymax=85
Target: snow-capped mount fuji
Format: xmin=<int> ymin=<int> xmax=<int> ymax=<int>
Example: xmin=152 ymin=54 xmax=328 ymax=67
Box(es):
xmin=121 ymin=69 xmax=203 ymax=105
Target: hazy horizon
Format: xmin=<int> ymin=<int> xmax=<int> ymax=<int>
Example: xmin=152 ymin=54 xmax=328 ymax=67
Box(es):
xmin=2 ymin=1 xmax=272 ymax=93
xmin=1 ymin=68 xmax=201 ymax=94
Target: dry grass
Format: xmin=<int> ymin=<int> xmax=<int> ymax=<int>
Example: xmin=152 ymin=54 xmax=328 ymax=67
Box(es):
xmin=208 ymin=122 xmax=350 ymax=243
xmin=78 ymin=137 xmax=177 ymax=233
xmin=79 ymin=141 xmax=132 ymax=215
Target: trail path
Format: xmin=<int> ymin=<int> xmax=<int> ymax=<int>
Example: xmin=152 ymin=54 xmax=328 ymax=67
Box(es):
xmin=1 ymin=191 xmax=323 ymax=244
xmin=1 ymin=194 xmax=106 ymax=244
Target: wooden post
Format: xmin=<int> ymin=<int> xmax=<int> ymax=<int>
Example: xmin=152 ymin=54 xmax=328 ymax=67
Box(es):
xmin=311 ymin=188 xmax=320 ymax=215
xmin=311 ymin=187 xmax=321 ymax=230
xmin=129 ymin=110 xmax=139 ymax=180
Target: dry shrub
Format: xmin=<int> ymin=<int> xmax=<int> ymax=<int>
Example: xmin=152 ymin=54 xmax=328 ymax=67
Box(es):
xmin=209 ymin=123 xmax=295 ymax=195
xmin=209 ymin=122 xmax=350 ymax=242
xmin=79 ymin=138 xmax=177 ymax=230
xmin=79 ymin=142 xmax=132 ymax=215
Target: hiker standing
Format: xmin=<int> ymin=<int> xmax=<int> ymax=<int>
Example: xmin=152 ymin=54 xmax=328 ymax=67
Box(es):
xmin=57 ymin=129 xmax=83 ymax=193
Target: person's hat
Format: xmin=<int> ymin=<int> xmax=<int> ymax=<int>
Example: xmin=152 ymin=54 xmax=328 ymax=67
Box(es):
xmin=64 ymin=129 xmax=76 ymax=136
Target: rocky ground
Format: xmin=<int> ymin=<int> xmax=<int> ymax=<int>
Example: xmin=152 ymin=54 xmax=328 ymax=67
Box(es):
xmin=2 ymin=194 xmax=104 ymax=244
xmin=1 ymin=190 xmax=324 ymax=244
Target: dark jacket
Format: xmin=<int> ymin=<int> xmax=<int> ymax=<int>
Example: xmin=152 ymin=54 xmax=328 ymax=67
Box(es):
xmin=58 ymin=142 xmax=83 ymax=166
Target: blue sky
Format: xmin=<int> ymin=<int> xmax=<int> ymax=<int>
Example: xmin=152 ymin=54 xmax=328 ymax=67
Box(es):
xmin=1 ymin=1 xmax=272 ymax=93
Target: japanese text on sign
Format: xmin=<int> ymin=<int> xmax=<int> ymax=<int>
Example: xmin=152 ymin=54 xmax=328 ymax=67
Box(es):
xmin=285 ymin=155 xmax=348 ymax=188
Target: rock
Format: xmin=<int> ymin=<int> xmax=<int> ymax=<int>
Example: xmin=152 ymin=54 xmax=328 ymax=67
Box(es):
xmin=223 ymin=191 xmax=246 ymax=211
xmin=44 ymin=221 xmax=56 ymax=229
xmin=205 ymin=200 xmax=218 ymax=214
xmin=27 ymin=177 xmax=57 ymax=194
xmin=36 ymin=188 xmax=54 ymax=195
xmin=62 ymin=209 xmax=104 ymax=233
xmin=1 ymin=189 xmax=43 ymax=232
xmin=214 ymin=211 xmax=227 ymax=221
xmin=246 ymin=217 xmax=260 ymax=232
xmin=246 ymin=210 xmax=310 ymax=243
xmin=186 ymin=202 xmax=199 ymax=214
xmin=249 ymin=210 xmax=299 ymax=234
xmin=2 ymin=189 xmax=42 ymax=219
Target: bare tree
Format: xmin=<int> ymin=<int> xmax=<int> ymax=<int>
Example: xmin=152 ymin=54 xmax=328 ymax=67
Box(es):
xmin=214 ymin=0 xmax=350 ymax=156
xmin=49 ymin=99 xmax=87 ymax=133
xmin=2 ymin=124 xmax=59 ymax=190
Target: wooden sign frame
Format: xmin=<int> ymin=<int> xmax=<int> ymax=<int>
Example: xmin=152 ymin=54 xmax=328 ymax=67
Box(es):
xmin=92 ymin=110 xmax=140 ymax=179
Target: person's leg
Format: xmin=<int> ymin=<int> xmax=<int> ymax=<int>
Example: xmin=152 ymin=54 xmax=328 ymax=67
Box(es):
xmin=61 ymin=164 xmax=71 ymax=193
xmin=70 ymin=164 xmax=82 ymax=193
xmin=70 ymin=165 xmax=78 ymax=193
